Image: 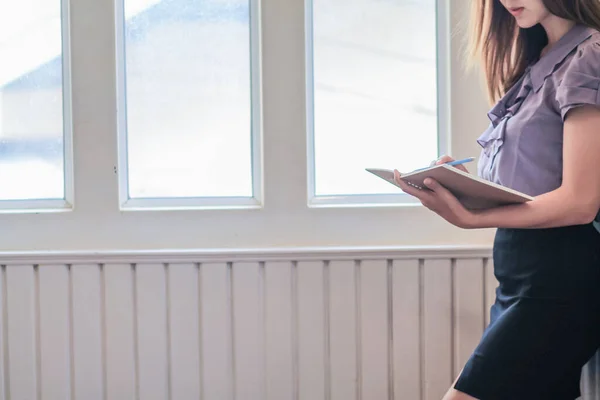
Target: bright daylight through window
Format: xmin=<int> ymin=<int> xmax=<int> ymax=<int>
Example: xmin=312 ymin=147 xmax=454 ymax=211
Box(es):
xmin=310 ymin=0 xmax=439 ymax=197
xmin=0 ymin=1 xmax=66 ymax=201
xmin=0 ymin=0 xmax=440 ymax=209
xmin=121 ymin=0 xmax=255 ymax=200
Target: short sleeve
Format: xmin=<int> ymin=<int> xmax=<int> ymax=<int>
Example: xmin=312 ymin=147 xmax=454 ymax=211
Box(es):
xmin=556 ymin=41 xmax=600 ymax=120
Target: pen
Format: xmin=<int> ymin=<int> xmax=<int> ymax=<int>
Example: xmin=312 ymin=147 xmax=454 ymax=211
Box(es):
xmin=444 ymin=156 xmax=475 ymax=167
xmin=412 ymin=156 xmax=475 ymax=172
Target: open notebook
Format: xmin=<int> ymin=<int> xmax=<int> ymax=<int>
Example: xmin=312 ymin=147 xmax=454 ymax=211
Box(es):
xmin=366 ymin=164 xmax=534 ymax=210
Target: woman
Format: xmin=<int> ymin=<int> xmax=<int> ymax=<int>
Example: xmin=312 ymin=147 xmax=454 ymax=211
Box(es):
xmin=394 ymin=1 xmax=600 ymax=399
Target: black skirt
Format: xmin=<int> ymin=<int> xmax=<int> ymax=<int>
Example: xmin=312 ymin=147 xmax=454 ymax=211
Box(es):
xmin=455 ymin=224 xmax=600 ymax=400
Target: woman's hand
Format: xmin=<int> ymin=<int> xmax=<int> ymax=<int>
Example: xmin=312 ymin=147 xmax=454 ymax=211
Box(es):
xmin=431 ymin=155 xmax=470 ymax=174
xmin=393 ymin=169 xmax=477 ymax=229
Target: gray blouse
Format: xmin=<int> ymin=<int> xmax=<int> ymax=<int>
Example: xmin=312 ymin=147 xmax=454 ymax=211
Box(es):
xmin=476 ymin=24 xmax=600 ymax=198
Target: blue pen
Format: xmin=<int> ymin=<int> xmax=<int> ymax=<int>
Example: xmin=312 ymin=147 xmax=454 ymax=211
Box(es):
xmin=412 ymin=157 xmax=475 ymax=172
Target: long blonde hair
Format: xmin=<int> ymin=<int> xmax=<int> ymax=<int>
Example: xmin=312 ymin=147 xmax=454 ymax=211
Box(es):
xmin=469 ymin=0 xmax=600 ymax=103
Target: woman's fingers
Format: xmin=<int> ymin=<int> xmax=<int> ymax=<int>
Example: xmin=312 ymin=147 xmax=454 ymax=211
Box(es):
xmin=393 ymin=170 xmax=421 ymax=197
xmin=423 ymin=178 xmax=446 ymax=196
xmin=429 ymin=155 xmax=453 ymax=167
xmin=432 ymin=155 xmax=470 ymax=173
xmin=423 ymin=178 xmax=464 ymax=211
xmin=394 ymin=170 xmax=434 ymax=206
xmin=435 ymin=155 xmax=455 ymax=165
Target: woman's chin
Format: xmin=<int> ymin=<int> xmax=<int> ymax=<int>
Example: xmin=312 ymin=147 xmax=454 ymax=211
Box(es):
xmin=515 ymin=18 xmax=539 ymax=29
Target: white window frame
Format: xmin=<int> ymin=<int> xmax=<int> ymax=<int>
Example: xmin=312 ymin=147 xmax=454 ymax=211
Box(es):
xmin=114 ymin=0 xmax=264 ymax=211
xmin=305 ymin=0 xmax=451 ymax=208
xmin=0 ymin=0 xmax=494 ymax=252
xmin=0 ymin=0 xmax=75 ymax=213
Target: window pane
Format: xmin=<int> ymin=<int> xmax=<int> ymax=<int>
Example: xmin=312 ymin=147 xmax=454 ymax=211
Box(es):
xmin=123 ymin=0 xmax=253 ymax=199
xmin=311 ymin=0 xmax=438 ymax=196
xmin=0 ymin=1 xmax=65 ymax=200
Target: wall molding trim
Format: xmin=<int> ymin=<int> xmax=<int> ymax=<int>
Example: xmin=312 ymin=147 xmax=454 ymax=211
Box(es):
xmin=0 ymin=245 xmax=493 ymax=265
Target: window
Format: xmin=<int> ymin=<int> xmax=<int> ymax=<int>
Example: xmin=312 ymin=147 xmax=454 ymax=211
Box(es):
xmin=0 ymin=0 xmax=71 ymax=206
xmin=308 ymin=0 xmax=441 ymax=200
xmin=0 ymin=0 xmax=487 ymax=252
xmin=118 ymin=0 xmax=260 ymax=207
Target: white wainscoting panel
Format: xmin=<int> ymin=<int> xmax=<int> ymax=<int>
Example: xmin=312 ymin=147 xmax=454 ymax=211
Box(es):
xmin=104 ymin=264 xmax=137 ymax=400
xmin=38 ymin=264 xmax=70 ymax=400
xmin=0 ymin=247 xmax=598 ymax=400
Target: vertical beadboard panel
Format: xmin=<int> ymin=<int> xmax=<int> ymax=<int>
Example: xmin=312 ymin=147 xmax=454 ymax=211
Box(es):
xmin=484 ymin=259 xmax=497 ymax=326
xmin=360 ymin=260 xmax=389 ymax=400
xmin=453 ymin=259 xmax=484 ymax=377
xmin=591 ymin=352 xmax=600 ymax=400
xmin=423 ymin=259 xmax=452 ymax=400
xmin=592 ymin=369 xmax=598 ymax=400
xmin=592 ymin=352 xmax=600 ymax=400
xmin=0 ymin=266 xmax=6 ymax=400
xmin=71 ymin=264 xmax=104 ymax=400
xmin=135 ymin=264 xmax=168 ymax=400
xmin=297 ymin=261 xmax=326 ymax=400
xmin=104 ymin=264 xmax=137 ymax=400
xmin=6 ymin=265 xmax=37 ymax=400
xmin=232 ymin=262 xmax=265 ymax=400
xmin=591 ymin=351 xmax=600 ymax=400
xmin=582 ymin=350 xmax=600 ymax=400
xmin=264 ymin=262 xmax=294 ymax=400
xmin=168 ymin=263 xmax=201 ymax=400
xmin=392 ymin=259 xmax=421 ymax=400
xmin=581 ymin=355 xmax=595 ymax=400
xmin=328 ymin=261 xmax=357 ymax=400
xmin=0 ymin=253 xmax=515 ymax=400
xmin=201 ymin=263 xmax=233 ymax=400
xmin=38 ymin=265 xmax=71 ymax=400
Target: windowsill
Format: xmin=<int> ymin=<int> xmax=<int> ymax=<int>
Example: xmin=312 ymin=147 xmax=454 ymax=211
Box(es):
xmin=119 ymin=196 xmax=263 ymax=211
xmin=308 ymin=193 xmax=420 ymax=209
xmin=0 ymin=199 xmax=73 ymax=214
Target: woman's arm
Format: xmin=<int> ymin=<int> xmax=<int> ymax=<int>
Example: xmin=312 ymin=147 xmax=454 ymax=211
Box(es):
xmin=393 ymin=106 xmax=600 ymax=230
xmin=471 ymin=106 xmax=600 ymax=229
